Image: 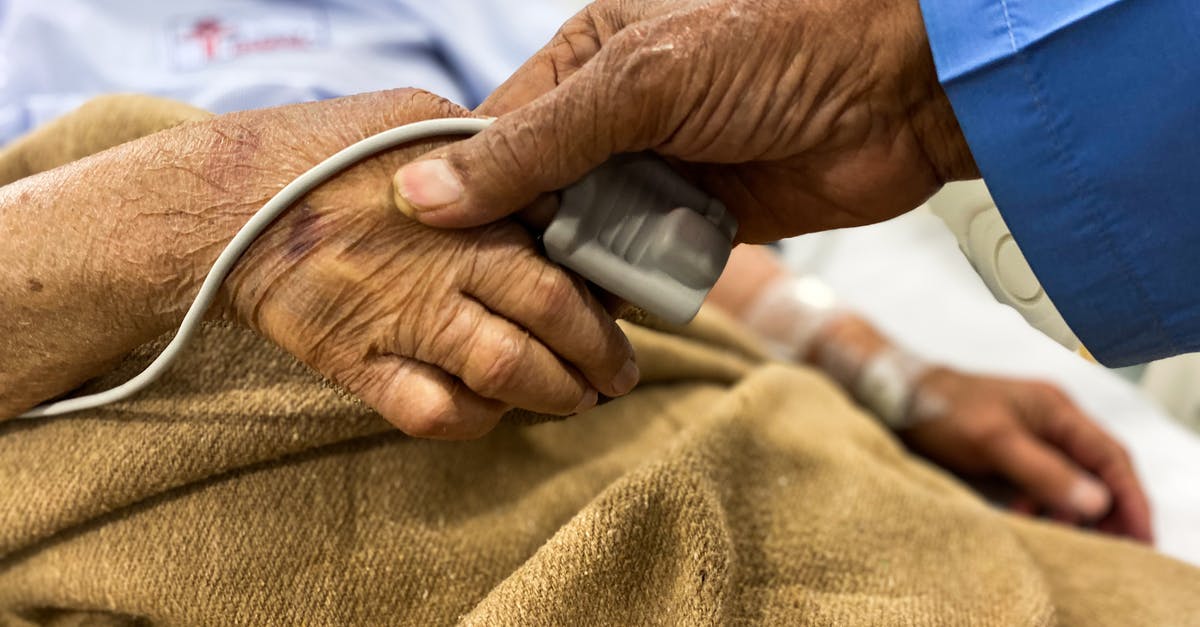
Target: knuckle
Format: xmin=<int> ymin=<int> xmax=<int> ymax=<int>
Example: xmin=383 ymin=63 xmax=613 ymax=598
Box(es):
xmin=480 ymin=221 xmax=536 ymax=251
xmin=596 ymin=27 xmax=687 ymax=144
xmin=396 ymin=295 xmax=466 ymax=371
xmin=388 ymin=87 xmax=470 ymax=121
xmin=1113 ymin=444 xmax=1134 ymax=466
xmin=385 ymin=371 xmax=503 ymax=441
xmin=606 ymin=21 xmax=682 ymax=85
xmin=480 ymin=122 xmax=538 ymax=188
xmin=1039 ymin=383 xmax=1073 ymax=405
xmin=527 ymin=266 xmax=579 ymax=317
xmin=401 ymin=397 xmax=462 ymax=439
xmin=955 ymin=415 xmax=997 ymax=442
xmin=550 ymin=15 xmax=603 ymax=73
xmin=603 ymin=30 xmax=654 ymax=88
xmin=452 ymin=412 xmax=503 ymax=441
xmin=461 ymin=230 xmax=528 ymax=294
xmin=473 ymin=333 xmax=528 ymax=398
xmin=979 ymin=424 xmax=1020 ymax=456
xmin=425 ymin=297 xmax=475 ymax=358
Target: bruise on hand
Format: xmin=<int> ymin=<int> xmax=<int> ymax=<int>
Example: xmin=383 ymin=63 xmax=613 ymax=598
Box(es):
xmin=284 ymin=202 xmax=325 ymax=262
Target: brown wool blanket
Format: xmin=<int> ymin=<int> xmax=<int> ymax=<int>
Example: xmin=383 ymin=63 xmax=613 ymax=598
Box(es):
xmin=2 ymin=97 xmax=1198 ymax=626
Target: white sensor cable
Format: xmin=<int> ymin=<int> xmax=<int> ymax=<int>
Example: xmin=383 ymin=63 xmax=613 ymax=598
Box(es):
xmin=18 ymin=117 xmax=494 ymax=419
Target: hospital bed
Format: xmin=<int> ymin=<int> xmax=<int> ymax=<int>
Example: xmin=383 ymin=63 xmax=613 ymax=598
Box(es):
xmin=782 ymin=205 xmax=1200 ymax=567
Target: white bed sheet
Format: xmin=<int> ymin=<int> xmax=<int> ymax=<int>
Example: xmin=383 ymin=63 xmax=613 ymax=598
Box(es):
xmin=781 ymin=208 xmax=1200 ymax=566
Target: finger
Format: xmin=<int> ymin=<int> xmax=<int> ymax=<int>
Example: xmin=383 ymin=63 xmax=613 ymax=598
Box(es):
xmin=392 ymin=21 xmax=675 ymax=228
xmin=309 ymin=88 xmax=474 ymax=145
xmin=1097 ymin=510 xmax=1152 ymax=542
xmin=1031 ymin=395 xmax=1155 ymax=542
xmin=1009 ymin=496 xmax=1039 ymax=517
xmin=466 ymin=246 xmax=637 ymax=398
xmin=477 ymin=12 xmax=602 ymax=116
xmin=477 ymin=1 xmax=671 ymax=116
xmin=1097 ymin=473 xmax=1155 ymax=544
xmin=1050 ymin=509 xmax=1083 ymax=526
xmin=986 ymin=428 xmax=1113 ymax=522
xmin=397 ymin=295 xmax=599 ymax=416
xmin=348 ymin=355 xmax=507 ymax=440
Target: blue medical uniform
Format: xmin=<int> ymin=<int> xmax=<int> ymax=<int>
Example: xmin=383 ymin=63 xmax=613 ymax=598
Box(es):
xmin=921 ymin=0 xmax=1200 ymax=366
xmin=4 ymin=0 xmax=1197 ymax=366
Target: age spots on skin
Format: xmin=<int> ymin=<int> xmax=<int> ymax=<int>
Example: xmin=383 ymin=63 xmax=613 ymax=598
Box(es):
xmin=27 ymin=278 xmax=44 ymax=293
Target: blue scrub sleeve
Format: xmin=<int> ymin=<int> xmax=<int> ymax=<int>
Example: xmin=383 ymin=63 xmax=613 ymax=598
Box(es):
xmin=919 ymin=0 xmax=1200 ymax=366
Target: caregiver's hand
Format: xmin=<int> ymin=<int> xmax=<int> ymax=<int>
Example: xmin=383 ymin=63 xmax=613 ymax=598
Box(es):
xmin=902 ymin=371 xmax=1154 ymax=543
xmin=392 ymin=0 xmax=979 ymax=242
xmin=0 ymin=90 xmax=635 ymax=438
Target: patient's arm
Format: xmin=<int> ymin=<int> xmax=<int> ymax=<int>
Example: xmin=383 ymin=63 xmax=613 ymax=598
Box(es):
xmin=709 ymin=245 xmax=1153 ymax=543
xmin=0 ymin=90 xmax=636 ymax=437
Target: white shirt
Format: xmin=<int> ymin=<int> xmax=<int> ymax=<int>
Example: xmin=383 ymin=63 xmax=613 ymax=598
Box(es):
xmin=0 ymin=0 xmax=571 ymax=144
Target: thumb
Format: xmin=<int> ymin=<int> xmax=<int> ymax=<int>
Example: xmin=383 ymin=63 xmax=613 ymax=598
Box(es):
xmin=392 ymin=29 xmax=664 ymax=228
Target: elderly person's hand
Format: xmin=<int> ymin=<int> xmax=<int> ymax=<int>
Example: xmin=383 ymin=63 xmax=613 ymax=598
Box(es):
xmin=903 ymin=370 xmax=1153 ymax=542
xmin=0 ymin=90 xmax=637 ymax=438
xmin=390 ymin=0 xmax=978 ymax=243
xmin=711 ymin=245 xmax=1153 ymax=543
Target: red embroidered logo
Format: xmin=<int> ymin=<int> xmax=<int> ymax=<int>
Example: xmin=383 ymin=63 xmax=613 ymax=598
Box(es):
xmin=170 ymin=10 xmax=329 ymax=70
xmin=186 ymin=18 xmax=233 ymax=61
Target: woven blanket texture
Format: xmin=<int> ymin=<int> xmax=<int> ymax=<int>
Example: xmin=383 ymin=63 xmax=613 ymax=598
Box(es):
xmin=2 ymin=96 xmax=1197 ymax=626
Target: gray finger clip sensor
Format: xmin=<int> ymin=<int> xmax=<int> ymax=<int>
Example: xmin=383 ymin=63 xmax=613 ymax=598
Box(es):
xmin=544 ymin=153 xmax=738 ymax=325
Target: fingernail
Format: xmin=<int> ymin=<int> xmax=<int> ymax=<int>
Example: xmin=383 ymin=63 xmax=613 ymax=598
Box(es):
xmin=393 ymin=159 xmax=463 ymax=214
xmin=610 ymin=359 xmax=640 ymax=396
xmin=1069 ymin=477 xmax=1112 ymax=519
xmin=572 ymin=388 xmax=599 ymax=415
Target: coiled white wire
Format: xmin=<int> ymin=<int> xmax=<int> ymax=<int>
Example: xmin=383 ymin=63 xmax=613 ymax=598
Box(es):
xmin=18 ymin=117 xmax=494 ymax=419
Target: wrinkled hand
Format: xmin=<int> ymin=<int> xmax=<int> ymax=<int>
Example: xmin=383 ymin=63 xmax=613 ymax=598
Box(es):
xmin=216 ymin=90 xmax=637 ymax=439
xmin=902 ymin=370 xmax=1153 ymax=542
xmin=391 ymin=0 xmax=978 ymax=242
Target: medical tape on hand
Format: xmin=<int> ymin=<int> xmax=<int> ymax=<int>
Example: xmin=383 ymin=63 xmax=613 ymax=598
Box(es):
xmin=852 ymin=348 xmax=932 ymax=430
xmin=741 ymin=275 xmax=846 ymax=361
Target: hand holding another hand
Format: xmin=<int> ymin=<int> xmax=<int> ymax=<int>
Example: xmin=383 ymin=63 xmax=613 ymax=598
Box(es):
xmin=216 ymin=91 xmax=638 ymax=439
xmin=393 ymin=0 xmax=979 ymax=242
